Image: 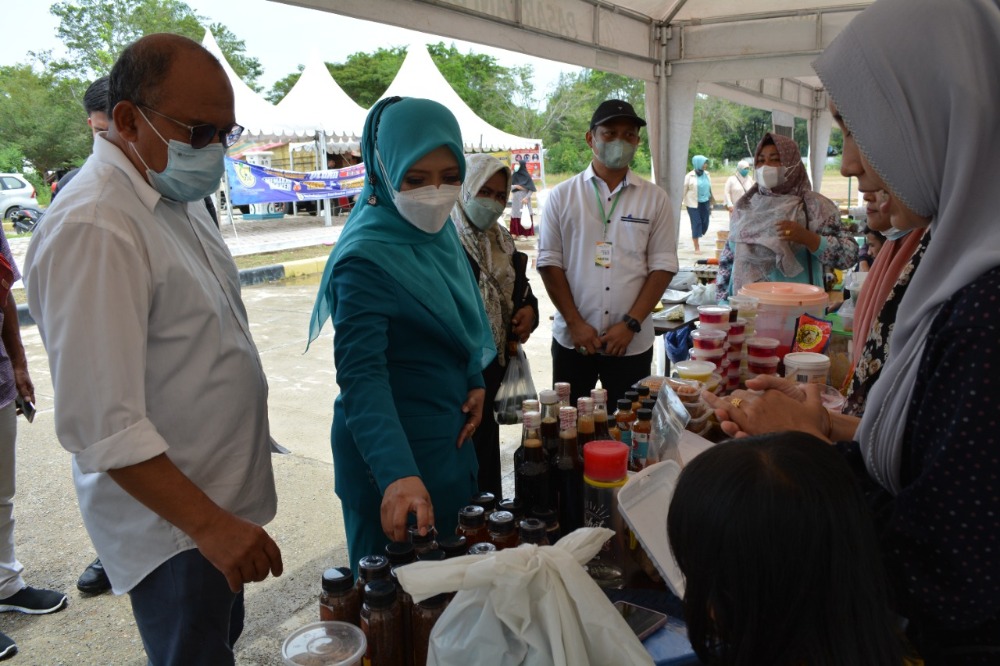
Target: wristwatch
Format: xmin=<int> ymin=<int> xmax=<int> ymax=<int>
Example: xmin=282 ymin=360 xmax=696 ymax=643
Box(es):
xmin=622 ymin=314 xmax=642 ymax=333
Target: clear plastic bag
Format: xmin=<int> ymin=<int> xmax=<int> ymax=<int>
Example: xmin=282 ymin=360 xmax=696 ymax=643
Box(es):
xmin=636 ymin=376 xmax=688 ymax=466
xmin=494 ymin=343 xmax=537 ymax=425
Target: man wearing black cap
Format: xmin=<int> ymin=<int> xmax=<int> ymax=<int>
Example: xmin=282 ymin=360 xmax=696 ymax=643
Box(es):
xmin=538 ymin=100 xmax=678 ymax=403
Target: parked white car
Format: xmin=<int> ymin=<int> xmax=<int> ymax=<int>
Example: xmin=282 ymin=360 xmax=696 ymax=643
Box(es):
xmin=0 ymin=173 xmax=38 ymax=219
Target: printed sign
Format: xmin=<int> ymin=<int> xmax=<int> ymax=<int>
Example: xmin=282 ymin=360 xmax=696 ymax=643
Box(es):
xmin=225 ymin=158 xmax=366 ymax=205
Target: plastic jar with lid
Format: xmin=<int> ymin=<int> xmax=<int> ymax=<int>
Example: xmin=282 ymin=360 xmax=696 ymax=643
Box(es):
xmin=361 ymin=579 xmax=403 ymax=666
xmin=470 ymin=491 xmax=496 ymax=519
xmin=487 ymin=510 xmax=518 ymax=549
xmin=530 ymin=507 xmax=561 ymax=543
xmin=411 ymin=594 xmax=449 ymax=666
xmin=518 ymin=518 xmax=549 ymax=546
xmin=354 ymin=554 xmax=390 ymax=601
xmin=583 ymin=440 xmax=631 ymax=589
xmin=416 ymin=549 xmax=446 ymax=563
xmin=497 ymin=497 xmax=524 ymax=522
xmin=408 ymin=526 xmax=438 ymax=556
xmin=467 ymin=541 xmax=497 ymax=556
xmin=438 ymin=535 xmax=467 ymax=559
xmin=319 ymin=566 xmax=361 ymax=627
xmin=456 ymin=504 xmax=489 ymax=545
xmin=389 ymin=567 xmax=412 ymax=665
xmin=384 ymin=541 xmax=415 ymax=567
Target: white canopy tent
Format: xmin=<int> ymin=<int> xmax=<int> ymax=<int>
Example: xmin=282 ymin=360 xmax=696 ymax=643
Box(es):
xmin=273 ymin=0 xmax=875 ymax=208
xmin=381 ymin=42 xmax=543 ymax=154
xmin=275 ymin=50 xmax=368 ymax=146
xmin=201 ymin=29 xmax=314 ymax=140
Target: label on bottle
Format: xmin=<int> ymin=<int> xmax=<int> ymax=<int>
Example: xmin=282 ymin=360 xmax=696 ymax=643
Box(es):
xmin=620 ymin=429 xmax=632 ymax=448
xmin=632 ymin=431 xmax=649 ymax=468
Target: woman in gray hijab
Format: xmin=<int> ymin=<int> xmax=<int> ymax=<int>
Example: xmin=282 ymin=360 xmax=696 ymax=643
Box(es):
xmin=452 ymin=153 xmax=539 ymax=497
xmin=704 ymin=0 xmax=1000 ymax=662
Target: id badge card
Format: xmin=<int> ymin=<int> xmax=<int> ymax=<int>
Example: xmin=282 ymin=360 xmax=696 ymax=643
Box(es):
xmin=595 ymin=241 xmax=613 ymax=269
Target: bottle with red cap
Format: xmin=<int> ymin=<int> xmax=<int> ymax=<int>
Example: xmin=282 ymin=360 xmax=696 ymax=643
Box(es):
xmin=582 ymin=440 xmax=630 ymax=589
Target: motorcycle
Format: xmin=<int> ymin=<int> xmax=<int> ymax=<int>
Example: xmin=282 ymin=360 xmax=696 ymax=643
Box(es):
xmin=9 ymin=207 xmax=42 ymax=234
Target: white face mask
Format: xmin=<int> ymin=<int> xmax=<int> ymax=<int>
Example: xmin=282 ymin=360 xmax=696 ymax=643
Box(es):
xmin=464 ymin=197 xmax=505 ymax=231
xmin=756 ymin=165 xmax=784 ymax=190
xmin=882 ymin=226 xmax=913 ymax=241
xmin=376 ymin=147 xmax=462 ymax=233
xmin=393 ymin=185 xmax=461 ymax=233
xmin=593 ymin=138 xmax=637 ymax=170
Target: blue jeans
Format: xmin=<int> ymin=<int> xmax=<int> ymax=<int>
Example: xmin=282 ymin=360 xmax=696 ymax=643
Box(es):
xmin=686 ymin=201 xmax=712 ymax=239
xmin=129 ymin=549 xmax=244 ymax=666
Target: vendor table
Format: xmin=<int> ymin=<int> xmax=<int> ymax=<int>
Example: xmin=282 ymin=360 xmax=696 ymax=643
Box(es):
xmin=652 ymin=303 xmax=700 ymax=376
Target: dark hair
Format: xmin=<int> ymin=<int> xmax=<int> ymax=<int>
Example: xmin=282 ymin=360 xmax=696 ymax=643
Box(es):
xmin=83 ymin=76 xmax=109 ymax=116
xmin=107 ymin=35 xmax=218 ymax=113
xmin=667 ymin=433 xmax=905 ymax=666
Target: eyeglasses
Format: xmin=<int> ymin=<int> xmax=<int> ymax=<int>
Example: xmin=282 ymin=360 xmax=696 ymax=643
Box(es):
xmin=139 ymin=105 xmax=244 ymax=149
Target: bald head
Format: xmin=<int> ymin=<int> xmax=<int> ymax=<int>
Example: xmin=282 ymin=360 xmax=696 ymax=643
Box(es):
xmin=108 ymin=33 xmax=227 ymax=114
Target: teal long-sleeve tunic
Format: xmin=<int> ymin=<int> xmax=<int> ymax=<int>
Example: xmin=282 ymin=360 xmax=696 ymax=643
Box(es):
xmin=331 ymin=256 xmax=482 ymax=567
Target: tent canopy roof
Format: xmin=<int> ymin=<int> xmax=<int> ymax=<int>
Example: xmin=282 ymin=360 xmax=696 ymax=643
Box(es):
xmin=275 ymin=50 xmax=368 ymax=140
xmin=381 ymin=43 xmax=541 ymax=152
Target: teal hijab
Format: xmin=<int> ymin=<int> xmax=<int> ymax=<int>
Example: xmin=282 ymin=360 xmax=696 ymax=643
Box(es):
xmin=308 ymin=97 xmax=495 ymax=375
xmin=692 ymin=155 xmax=711 ymax=202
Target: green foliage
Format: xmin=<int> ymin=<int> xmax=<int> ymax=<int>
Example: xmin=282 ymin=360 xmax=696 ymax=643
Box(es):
xmin=0 ymin=64 xmax=93 ymax=177
xmin=326 ymin=46 xmax=406 ymax=108
xmin=0 ymin=146 xmax=24 ymax=173
xmin=266 ymin=65 xmax=303 ymax=104
xmin=49 ymin=0 xmax=263 ymax=90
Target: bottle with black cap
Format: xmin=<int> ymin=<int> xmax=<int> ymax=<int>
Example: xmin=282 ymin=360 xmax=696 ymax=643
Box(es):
xmin=361 ymin=579 xmax=403 ymax=666
xmin=319 ymin=566 xmax=361 ymax=626
xmin=497 ymin=497 xmax=524 ymax=523
xmin=438 ymin=535 xmax=468 ymax=559
xmin=531 ymin=507 xmax=561 ymax=543
xmin=487 ymin=510 xmax=518 ymax=550
xmin=411 ymin=593 xmax=449 ymax=666
xmin=470 ymin=491 xmax=496 ymax=520
xmin=408 ymin=525 xmax=438 ymax=556
xmin=355 ymin=554 xmax=391 ymax=601
xmin=385 ymin=541 xmax=416 ymax=567
xmin=518 ymin=518 xmax=549 ymax=546
xmin=456 ymin=504 xmax=488 ymax=546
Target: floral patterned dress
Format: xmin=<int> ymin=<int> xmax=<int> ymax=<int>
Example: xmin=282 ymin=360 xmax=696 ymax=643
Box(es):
xmin=843 ymin=232 xmax=931 ymax=417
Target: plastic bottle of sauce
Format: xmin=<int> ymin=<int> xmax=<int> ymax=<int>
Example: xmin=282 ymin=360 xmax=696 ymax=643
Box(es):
xmin=531 ymin=507 xmax=561 ymax=545
xmin=538 ymin=390 xmax=561 ymax=502
xmin=411 ymin=594 xmax=449 ymax=666
xmin=635 ymin=385 xmax=651 ymax=404
xmin=384 ymin=541 xmax=415 ymax=567
xmin=590 ymin=388 xmax=612 ymax=440
xmin=554 ymin=381 xmax=572 ymax=407
xmin=497 ymin=497 xmax=524 ymax=523
xmin=514 ymin=411 xmax=549 ymax=516
xmin=467 ymin=541 xmax=497 ymax=555
xmin=576 ymin=397 xmax=596 ymax=454
xmin=361 ymin=579 xmax=404 ymax=666
xmin=438 ymin=535 xmax=467 ymax=559
xmin=614 ymin=398 xmax=636 ymax=452
xmin=456 ymin=504 xmax=489 ymax=546
xmin=389 ymin=567 xmax=413 ymax=666
xmin=319 ymin=566 xmax=361 ymax=627
xmin=630 ymin=408 xmax=652 ymax=472
xmin=554 ymin=406 xmax=584 ymax=535
xmin=625 ymin=390 xmax=641 ymax=414
xmin=583 ymin=440 xmax=631 ymax=589
xmin=470 ymin=492 xmax=496 ymax=521
xmin=407 ymin=526 xmax=438 ymax=557
xmin=640 ymin=398 xmax=656 ymax=413
xmin=487 ymin=510 xmax=519 ymax=550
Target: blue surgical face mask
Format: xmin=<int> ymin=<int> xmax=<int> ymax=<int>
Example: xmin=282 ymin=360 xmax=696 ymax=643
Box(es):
xmin=464 ymin=196 xmax=505 ymax=231
xmin=593 ymin=137 xmax=637 ymax=170
xmin=132 ymin=107 xmax=224 ymax=202
xmin=738 ymin=167 xmax=750 ymax=177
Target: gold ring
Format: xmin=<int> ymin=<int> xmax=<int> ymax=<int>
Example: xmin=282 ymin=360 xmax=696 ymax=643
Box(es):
xmin=784 ymin=229 xmax=791 ymax=237
xmin=730 ymin=398 xmax=743 ymax=408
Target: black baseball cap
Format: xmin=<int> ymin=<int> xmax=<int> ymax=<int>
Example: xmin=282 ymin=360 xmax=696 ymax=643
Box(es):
xmin=590 ymin=100 xmax=647 ymax=129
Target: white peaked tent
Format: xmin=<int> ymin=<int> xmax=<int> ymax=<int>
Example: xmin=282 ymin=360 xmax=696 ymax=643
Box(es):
xmin=275 ymin=50 xmax=368 ymax=143
xmin=381 ymin=43 xmax=541 ymax=153
xmin=202 ymin=29 xmax=311 ymax=139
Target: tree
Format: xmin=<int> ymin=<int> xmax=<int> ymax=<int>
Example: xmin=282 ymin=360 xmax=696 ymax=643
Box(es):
xmin=49 ymin=0 xmax=263 ymax=90
xmin=266 ymin=65 xmax=303 ymax=105
xmin=325 ymin=46 xmax=406 ymax=108
xmin=0 ymin=64 xmax=92 ymax=178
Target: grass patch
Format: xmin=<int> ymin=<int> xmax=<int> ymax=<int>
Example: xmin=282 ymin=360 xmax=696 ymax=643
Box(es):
xmin=232 ymin=244 xmax=332 ymax=270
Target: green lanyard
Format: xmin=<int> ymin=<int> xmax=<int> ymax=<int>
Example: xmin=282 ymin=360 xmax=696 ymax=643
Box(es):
xmin=592 ymin=180 xmax=623 ymax=240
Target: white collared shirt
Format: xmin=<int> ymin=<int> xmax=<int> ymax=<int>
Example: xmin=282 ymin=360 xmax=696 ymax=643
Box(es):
xmin=24 ymin=136 xmax=277 ymax=593
xmin=538 ymin=164 xmax=678 ymax=355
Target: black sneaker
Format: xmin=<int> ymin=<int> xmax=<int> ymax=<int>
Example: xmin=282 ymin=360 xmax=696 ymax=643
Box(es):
xmin=0 ymin=586 xmax=68 ymax=615
xmin=0 ymin=631 xmax=15 ymax=661
xmin=77 ymin=558 xmax=112 ymax=595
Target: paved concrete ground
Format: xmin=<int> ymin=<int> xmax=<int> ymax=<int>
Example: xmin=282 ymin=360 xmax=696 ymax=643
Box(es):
xmin=0 ymin=206 xmax=729 ymax=664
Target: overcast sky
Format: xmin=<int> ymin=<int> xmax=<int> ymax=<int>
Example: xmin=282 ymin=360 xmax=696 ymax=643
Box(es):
xmin=3 ymin=0 xmax=581 ymax=106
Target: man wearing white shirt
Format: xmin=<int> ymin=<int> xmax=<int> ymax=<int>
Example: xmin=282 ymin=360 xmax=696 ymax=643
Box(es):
xmin=538 ymin=100 xmax=678 ymax=403
xmin=24 ymin=34 xmax=281 ymax=665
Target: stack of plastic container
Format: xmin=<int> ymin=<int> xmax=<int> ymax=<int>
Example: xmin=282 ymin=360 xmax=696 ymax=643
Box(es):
xmin=727 ymin=295 xmax=760 ymax=388
xmin=692 ymin=305 xmax=731 ymax=386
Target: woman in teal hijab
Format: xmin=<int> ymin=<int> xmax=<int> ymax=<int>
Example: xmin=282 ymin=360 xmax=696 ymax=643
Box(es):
xmin=308 ymin=97 xmax=496 ymax=569
xmin=682 ymin=154 xmax=715 ymax=253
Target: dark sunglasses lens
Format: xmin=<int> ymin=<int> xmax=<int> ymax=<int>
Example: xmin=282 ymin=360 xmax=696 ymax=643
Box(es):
xmin=190 ymin=124 xmax=216 ymax=149
xmin=224 ymin=125 xmax=244 ymax=148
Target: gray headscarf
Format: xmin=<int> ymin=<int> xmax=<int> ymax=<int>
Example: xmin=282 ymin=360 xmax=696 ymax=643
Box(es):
xmin=814 ymin=0 xmax=1000 ymax=494
xmin=451 ymin=154 xmax=516 ymax=366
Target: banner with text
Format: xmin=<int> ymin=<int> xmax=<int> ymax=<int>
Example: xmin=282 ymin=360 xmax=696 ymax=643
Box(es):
xmin=225 ymin=158 xmax=366 ymax=205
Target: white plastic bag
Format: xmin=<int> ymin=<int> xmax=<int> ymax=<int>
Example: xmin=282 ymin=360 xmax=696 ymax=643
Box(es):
xmin=685 ymin=282 xmax=717 ymax=306
xmin=396 ymin=528 xmax=654 ymax=666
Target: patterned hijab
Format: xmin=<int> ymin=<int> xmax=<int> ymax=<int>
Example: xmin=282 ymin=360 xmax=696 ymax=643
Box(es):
xmin=815 ymin=0 xmax=1000 ymax=494
xmin=308 ymin=97 xmax=496 ymax=376
xmin=451 ymin=154 xmax=516 ymax=366
xmin=736 ymin=133 xmax=809 ymax=209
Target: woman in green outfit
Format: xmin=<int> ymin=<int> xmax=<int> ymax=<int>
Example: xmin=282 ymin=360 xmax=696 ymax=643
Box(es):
xmin=308 ymin=97 xmax=495 ymax=569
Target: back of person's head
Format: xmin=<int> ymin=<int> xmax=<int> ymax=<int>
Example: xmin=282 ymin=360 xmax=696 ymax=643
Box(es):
xmin=667 ymin=432 xmax=904 ymax=666
xmin=83 ymin=76 xmax=110 ymax=116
